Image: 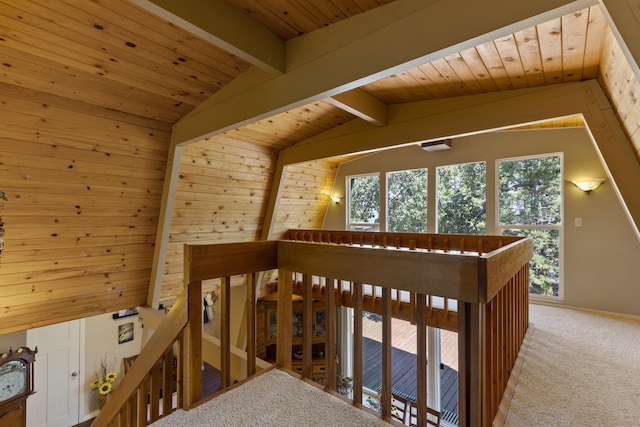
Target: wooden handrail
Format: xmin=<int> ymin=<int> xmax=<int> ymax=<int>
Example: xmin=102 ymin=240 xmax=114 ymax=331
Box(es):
xmin=91 ymin=290 xmax=189 ymax=426
xmin=94 ymin=232 xmax=532 ymax=427
xmin=285 ymin=229 xmax=521 ymax=254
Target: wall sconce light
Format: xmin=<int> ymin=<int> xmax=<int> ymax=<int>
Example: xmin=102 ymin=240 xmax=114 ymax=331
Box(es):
xmin=330 ymin=194 xmax=343 ymax=204
xmin=571 ymin=179 xmax=605 ymax=194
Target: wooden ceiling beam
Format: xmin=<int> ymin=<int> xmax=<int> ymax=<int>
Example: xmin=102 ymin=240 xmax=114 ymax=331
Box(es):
xmin=128 ymin=0 xmax=285 ymax=74
xmin=171 ymin=0 xmax=597 ymax=145
xmin=279 ymin=80 xmax=640 ymax=241
xmin=326 ymin=88 xmax=388 ymax=126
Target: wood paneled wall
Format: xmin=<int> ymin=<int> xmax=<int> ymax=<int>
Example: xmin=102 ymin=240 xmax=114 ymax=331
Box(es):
xmin=0 ymin=84 xmax=170 ymax=334
xmin=158 ymin=138 xmax=276 ymax=301
xmin=271 ymin=159 xmax=337 ymax=239
xmin=158 ymin=139 xmax=339 ymax=303
xmin=599 ymin=28 xmax=640 ymax=162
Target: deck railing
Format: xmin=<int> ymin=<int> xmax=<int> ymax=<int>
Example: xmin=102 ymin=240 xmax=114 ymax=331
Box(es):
xmin=92 ymin=231 xmax=531 ymax=427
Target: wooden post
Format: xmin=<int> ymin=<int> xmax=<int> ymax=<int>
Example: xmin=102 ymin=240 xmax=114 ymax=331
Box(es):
xmin=187 ymin=280 xmax=203 ymax=406
xmin=221 ymin=276 xmax=231 ymax=389
xmin=277 ymin=270 xmax=293 ymax=369
xmin=458 ymin=302 xmax=485 ymax=426
xmin=381 ymin=287 xmax=392 ymax=420
xmin=325 ymin=277 xmax=337 ymax=391
xmin=352 ymin=281 xmax=363 ymax=405
xmin=246 ymin=272 xmax=257 ymax=377
xmin=302 ymin=273 xmax=313 ymax=379
xmin=416 ymin=293 xmax=428 ymax=427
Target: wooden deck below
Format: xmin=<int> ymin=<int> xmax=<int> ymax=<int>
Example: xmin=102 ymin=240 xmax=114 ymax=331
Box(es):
xmin=361 ymin=312 xmax=459 ymax=421
xmin=362 ymin=337 xmax=458 ymax=415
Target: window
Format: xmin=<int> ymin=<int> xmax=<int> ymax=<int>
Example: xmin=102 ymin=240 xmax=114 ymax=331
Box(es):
xmin=497 ymin=154 xmax=562 ymax=297
xmin=387 ymin=168 xmax=428 ymax=232
xmin=348 ymin=174 xmax=380 ymax=231
xmin=436 ymin=162 xmax=486 ymax=234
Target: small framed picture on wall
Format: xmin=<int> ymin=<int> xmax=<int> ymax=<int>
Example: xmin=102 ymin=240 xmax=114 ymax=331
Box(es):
xmin=118 ymin=322 xmax=134 ymax=344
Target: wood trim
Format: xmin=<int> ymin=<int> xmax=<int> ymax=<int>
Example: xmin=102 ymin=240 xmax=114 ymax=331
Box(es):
xmin=480 ymin=237 xmax=534 ymax=302
xmin=326 ymin=88 xmax=388 ymax=126
xmin=186 ymin=240 xmax=278 ymax=282
xmin=260 ymin=158 xmax=287 ymax=241
xmin=147 ymin=143 xmax=182 ymax=309
xmin=278 ymin=240 xmax=480 ymax=302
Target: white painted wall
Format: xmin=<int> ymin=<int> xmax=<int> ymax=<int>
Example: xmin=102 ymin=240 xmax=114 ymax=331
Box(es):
xmin=0 ymin=331 xmax=26 ymax=352
xmin=324 ymin=127 xmax=640 ymax=317
xmin=82 ymin=312 xmax=143 ymax=421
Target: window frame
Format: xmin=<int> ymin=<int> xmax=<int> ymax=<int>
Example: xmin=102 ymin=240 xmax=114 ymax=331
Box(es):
xmin=347 ymin=173 xmax=381 ymax=232
xmin=435 ymin=161 xmax=487 ymax=235
xmin=385 ymin=167 xmax=428 ymax=233
xmin=495 ymin=152 xmax=564 ymax=300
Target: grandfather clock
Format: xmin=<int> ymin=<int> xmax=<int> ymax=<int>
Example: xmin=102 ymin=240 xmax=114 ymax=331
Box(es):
xmin=0 ymin=347 xmax=37 ymax=427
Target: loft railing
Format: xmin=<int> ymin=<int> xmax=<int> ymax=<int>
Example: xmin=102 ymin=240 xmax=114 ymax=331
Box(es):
xmin=92 ymin=231 xmax=531 ymax=427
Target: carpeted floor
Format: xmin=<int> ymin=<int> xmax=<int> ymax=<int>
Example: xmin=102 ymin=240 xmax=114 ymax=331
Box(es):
xmin=150 ymin=368 xmax=391 ymax=426
xmin=504 ymin=304 xmax=640 ymax=426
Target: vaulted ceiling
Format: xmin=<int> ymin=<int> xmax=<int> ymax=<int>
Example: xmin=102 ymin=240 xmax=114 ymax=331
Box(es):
xmin=1 ymin=0 xmax=639 ymax=332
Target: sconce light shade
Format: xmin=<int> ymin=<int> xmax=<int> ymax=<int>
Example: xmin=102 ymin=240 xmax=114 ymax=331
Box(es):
xmin=330 ymin=194 xmax=343 ymax=204
xmin=571 ymin=179 xmax=605 ymax=194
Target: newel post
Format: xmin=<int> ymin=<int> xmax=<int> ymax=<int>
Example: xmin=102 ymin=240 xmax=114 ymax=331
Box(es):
xmin=185 ymin=279 xmax=203 ymax=407
xmin=458 ymin=302 xmax=486 ymax=426
xmin=184 ymin=245 xmax=203 ymax=408
xmin=276 ymin=269 xmax=293 ymax=369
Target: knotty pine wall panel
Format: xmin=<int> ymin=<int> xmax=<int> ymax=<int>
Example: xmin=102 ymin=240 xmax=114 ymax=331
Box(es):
xmin=270 ymin=159 xmax=337 ymax=240
xmin=158 ymin=138 xmax=277 ymax=302
xmin=599 ymin=28 xmax=640 ymax=162
xmin=0 ymin=85 xmax=170 ymax=335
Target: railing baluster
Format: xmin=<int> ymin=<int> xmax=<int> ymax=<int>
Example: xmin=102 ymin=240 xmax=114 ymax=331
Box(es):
xmin=162 ymin=348 xmax=173 ymax=417
xmin=138 ymin=377 xmax=148 ymax=425
xmin=352 ymin=281 xmax=363 ymax=405
xmin=325 ymin=277 xmax=337 ymax=392
xmin=246 ymin=272 xmax=257 ymax=377
xmin=416 ymin=293 xmax=428 ymax=427
xmin=221 ymin=276 xmax=231 ymax=389
xmin=303 ymin=273 xmax=313 ymax=380
xmin=381 ymin=287 xmax=392 ymax=420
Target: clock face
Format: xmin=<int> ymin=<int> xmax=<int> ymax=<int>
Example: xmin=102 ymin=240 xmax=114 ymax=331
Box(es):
xmin=0 ymin=360 xmax=27 ymax=402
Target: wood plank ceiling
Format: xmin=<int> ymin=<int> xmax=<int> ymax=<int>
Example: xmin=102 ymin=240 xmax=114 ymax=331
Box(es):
xmin=1 ymin=0 xmax=639 ymax=330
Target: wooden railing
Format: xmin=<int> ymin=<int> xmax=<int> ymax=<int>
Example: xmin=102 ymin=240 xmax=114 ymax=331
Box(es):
xmin=91 ymin=291 xmax=191 ymax=426
xmin=93 ymin=231 xmax=531 ymax=427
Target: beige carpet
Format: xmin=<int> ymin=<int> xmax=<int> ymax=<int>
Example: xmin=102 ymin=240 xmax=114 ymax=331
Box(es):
xmin=150 ymin=368 xmax=390 ymax=426
xmin=504 ymin=304 xmax=640 ymax=426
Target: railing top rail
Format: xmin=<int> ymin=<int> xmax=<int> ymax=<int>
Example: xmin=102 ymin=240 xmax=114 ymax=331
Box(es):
xmin=183 ymin=232 xmax=532 ymax=303
xmin=185 ymin=240 xmax=278 ymax=283
xmin=285 ymin=229 xmax=523 ymax=254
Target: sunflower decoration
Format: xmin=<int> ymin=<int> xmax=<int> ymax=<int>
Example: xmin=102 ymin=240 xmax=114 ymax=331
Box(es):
xmin=98 ymin=382 xmax=113 ymax=396
xmin=90 ymin=356 xmax=119 ymax=398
